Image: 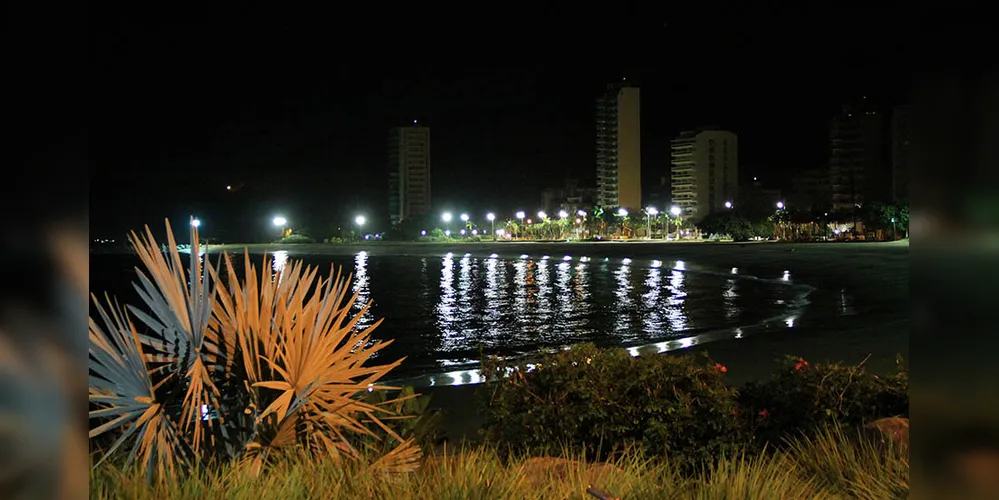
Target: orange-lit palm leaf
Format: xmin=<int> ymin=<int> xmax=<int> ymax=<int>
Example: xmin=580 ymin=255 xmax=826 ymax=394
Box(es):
xmin=88 ymin=294 xmax=191 ymax=481
xmin=215 ymin=254 xmax=414 ymax=473
xmin=124 ymin=219 xmax=229 ymax=456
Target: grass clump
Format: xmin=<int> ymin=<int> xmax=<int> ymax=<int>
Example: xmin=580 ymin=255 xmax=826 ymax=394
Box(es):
xmin=91 ymin=425 xmax=907 ymax=499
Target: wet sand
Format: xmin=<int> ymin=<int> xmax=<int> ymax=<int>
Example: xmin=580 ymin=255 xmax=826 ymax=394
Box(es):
xmin=211 ymin=240 xmax=909 ymax=444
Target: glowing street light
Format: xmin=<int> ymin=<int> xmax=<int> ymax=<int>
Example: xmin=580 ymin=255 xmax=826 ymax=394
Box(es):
xmin=670 ymin=206 xmax=681 ymax=217
xmin=577 ymin=209 xmax=587 ymax=217
xmin=776 ymin=201 xmax=785 ymax=210
xmin=514 ymin=211 xmax=526 ymax=239
xmin=537 ymin=211 xmax=547 ymax=220
xmin=355 ymin=215 xmax=366 ymax=226
xmin=460 ymin=213 xmax=470 ymax=222
xmin=486 ymin=212 xmax=496 ymax=241
xmin=617 ymin=208 xmax=628 ymax=217
xmin=442 ymin=212 xmax=452 ymax=239
xmin=558 ymin=210 xmax=569 ymax=219
xmin=190 ymin=217 xmax=201 ymax=228
xmin=724 ymin=201 xmax=733 ymax=209
xmin=272 ymin=216 xmax=288 ymax=239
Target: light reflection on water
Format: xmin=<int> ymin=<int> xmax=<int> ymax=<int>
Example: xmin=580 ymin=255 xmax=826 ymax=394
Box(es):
xmin=170 ymin=252 xmax=811 ymax=377
xmin=272 ymin=250 xmax=289 ymax=276
xmin=418 ymin=255 xmax=804 ymax=366
xmin=614 ymin=262 xmax=635 ymax=339
xmin=352 ymin=251 xmax=373 ymax=327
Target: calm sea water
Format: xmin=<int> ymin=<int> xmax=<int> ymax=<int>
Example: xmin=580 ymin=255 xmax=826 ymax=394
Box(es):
xmin=90 ymin=251 xmax=811 ymax=376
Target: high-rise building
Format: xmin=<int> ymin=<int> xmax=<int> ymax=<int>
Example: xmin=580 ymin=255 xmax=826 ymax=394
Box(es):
xmin=670 ymin=128 xmax=738 ymax=221
xmin=828 ymin=100 xmax=891 ymax=211
xmin=789 ymin=167 xmax=832 ymax=212
xmin=595 ymin=81 xmax=641 ymax=210
xmin=891 ymin=105 xmax=910 ymax=202
xmin=387 ymin=122 xmax=431 ymax=225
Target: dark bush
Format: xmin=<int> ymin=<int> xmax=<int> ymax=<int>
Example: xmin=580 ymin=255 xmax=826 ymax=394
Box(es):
xmin=275 ymin=233 xmax=315 ymax=244
xmin=738 ymin=355 xmax=908 ymax=450
xmin=363 ymin=386 xmax=442 ymax=451
xmin=479 ymin=344 xmax=741 ymax=472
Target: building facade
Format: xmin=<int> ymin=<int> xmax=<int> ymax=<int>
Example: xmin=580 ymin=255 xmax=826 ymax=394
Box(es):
xmin=387 ymin=123 xmax=431 ymax=225
xmin=541 ymin=178 xmax=597 ymax=216
xmin=828 ymin=101 xmax=891 ymax=211
xmin=788 ymin=166 xmax=832 ymax=212
xmin=670 ymin=129 xmax=738 ymax=221
xmin=595 ymin=82 xmax=642 ymax=210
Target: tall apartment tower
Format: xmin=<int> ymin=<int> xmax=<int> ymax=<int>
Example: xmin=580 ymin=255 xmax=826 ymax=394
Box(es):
xmin=595 ymin=81 xmax=642 ymax=210
xmin=387 ymin=122 xmax=431 ymax=225
xmin=828 ymin=100 xmax=891 ymax=211
xmin=670 ymin=128 xmax=738 ymax=221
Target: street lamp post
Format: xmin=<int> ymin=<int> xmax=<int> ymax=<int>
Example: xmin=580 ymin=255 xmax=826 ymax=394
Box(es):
xmin=460 ymin=213 xmax=470 ymax=239
xmin=354 ymin=215 xmax=366 ymax=238
xmin=190 ymin=217 xmax=202 ymax=246
xmin=775 ymin=201 xmax=785 ymax=240
xmin=487 ymin=212 xmax=496 ymax=241
xmin=515 ymin=211 xmax=525 ymax=239
xmin=615 ymin=208 xmax=628 ymax=239
xmin=646 ymin=207 xmax=658 ymax=239
xmin=558 ymin=210 xmax=568 ymax=239
xmin=669 ymin=206 xmax=681 ymax=240
xmin=272 ymin=216 xmax=287 ymax=240
xmin=537 ymin=211 xmax=548 ymax=240
xmin=442 ymin=212 xmax=452 ymax=240
xmin=890 ymin=217 xmax=896 ymax=241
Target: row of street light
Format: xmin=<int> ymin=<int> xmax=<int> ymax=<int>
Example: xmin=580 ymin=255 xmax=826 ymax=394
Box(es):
xmin=190 ymin=201 xmax=787 ymax=240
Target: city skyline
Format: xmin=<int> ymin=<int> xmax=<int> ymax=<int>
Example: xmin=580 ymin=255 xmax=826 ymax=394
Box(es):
xmin=90 ymin=11 xmax=910 ymax=238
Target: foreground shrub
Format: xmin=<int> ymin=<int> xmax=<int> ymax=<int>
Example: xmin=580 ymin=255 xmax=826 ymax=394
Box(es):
xmin=89 ymin=219 xmax=418 ymax=483
xmin=479 ymin=344 xmax=741 ymax=472
xmin=90 ymin=425 xmax=905 ymax=499
xmin=789 ymin=425 xmax=908 ymax=499
xmin=738 ymin=354 xmax=909 ymax=449
xmin=363 ymin=385 xmax=443 ymax=452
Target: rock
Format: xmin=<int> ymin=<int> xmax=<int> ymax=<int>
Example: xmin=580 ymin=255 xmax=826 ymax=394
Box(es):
xmin=866 ymin=417 xmax=909 ymax=453
xmin=518 ymin=457 xmax=624 ymax=490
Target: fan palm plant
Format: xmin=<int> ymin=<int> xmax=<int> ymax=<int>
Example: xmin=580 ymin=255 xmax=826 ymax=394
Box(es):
xmin=89 ymin=219 xmax=420 ymax=483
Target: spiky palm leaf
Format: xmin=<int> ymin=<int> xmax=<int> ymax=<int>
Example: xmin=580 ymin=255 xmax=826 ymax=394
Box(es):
xmin=214 ymin=250 xmax=421 ymax=474
xmin=90 ymin=218 xmax=421 ymax=482
xmin=88 ymin=294 xmax=193 ymax=481
xmin=125 ymin=221 xmax=234 ymax=458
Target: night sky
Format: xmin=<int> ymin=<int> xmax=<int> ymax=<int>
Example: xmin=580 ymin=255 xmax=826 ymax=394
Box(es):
xmin=90 ymin=8 xmax=917 ymax=241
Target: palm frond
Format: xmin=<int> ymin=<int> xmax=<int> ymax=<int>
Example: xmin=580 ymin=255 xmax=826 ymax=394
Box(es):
xmin=215 ymin=253 xmax=414 ymax=473
xmin=125 ymin=219 xmax=231 ymax=456
xmin=88 ymin=294 xmax=192 ymax=480
xmin=90 ymin=220 xmax=417 ymax=482
xmin=370 ymin=439 xmax=422 ymax=475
